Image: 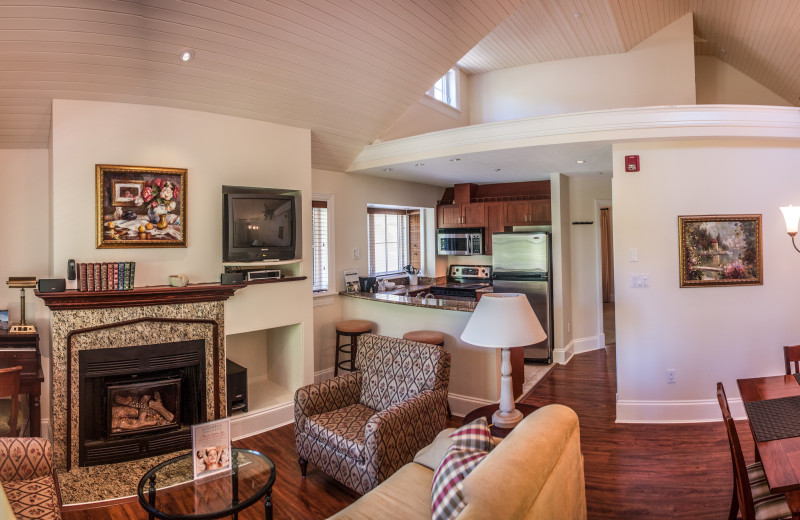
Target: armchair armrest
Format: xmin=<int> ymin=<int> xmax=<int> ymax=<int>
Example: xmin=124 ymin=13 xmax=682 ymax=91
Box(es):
xmin=362 ymin=388 xmax=448 ymax=482
xmin=0 ymin=437 xmax=54 ymax=482
xmin=294 ymin=372 xmax=363 ymax=433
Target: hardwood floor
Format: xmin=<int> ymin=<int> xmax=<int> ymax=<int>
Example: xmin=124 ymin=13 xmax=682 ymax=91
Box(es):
xmin=63 ymin=344 xmax=749 ymax=519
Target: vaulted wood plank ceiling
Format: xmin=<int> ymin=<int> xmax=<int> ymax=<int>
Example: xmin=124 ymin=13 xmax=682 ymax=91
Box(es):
xmin=0 ymin=1 xmax=798 ymax=173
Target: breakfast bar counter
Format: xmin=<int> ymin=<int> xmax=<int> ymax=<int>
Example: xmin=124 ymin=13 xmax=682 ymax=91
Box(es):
xmin=339 ymin=290 xmax=479 ymax=312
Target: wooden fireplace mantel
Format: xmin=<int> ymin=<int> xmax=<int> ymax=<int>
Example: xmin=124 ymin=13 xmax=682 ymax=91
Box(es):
xmin=35 ymin=283 xmax=246 ymax=310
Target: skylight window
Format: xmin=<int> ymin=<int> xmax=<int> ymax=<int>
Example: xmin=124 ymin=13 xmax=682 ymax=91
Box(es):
xmin=427 ymin=68 xmax=458 ymax=109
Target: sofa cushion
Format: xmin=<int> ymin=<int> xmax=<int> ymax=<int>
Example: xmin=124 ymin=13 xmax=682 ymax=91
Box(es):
xmin=413 ymin=428 xmax=456 ymax=471
xmin=2 ymin=476 xmax=61 ymax=520
xmin=431 ymin=418 xmax=494 ymax=520
xmin=327 ymin=463 xmax=435 ymax=520
xmin=304 ymin=403 xmax=376 ymax=461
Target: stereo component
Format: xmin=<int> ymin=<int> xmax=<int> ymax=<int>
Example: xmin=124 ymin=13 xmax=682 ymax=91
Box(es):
xmin=246 ymin=270 xmax=281 ymax=281
xmin=220 ymin=272 xmax=245 ymax=285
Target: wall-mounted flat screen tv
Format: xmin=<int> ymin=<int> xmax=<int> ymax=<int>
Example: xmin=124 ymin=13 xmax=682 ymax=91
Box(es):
xmin=222 ymin=186 xmax=298 ymax=262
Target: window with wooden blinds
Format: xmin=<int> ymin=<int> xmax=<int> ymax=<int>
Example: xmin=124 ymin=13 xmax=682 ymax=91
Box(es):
xmin=368 ymin=207 xmax=409 ymax=276
xmin=312 ymin=200 xmax=329 ymax=292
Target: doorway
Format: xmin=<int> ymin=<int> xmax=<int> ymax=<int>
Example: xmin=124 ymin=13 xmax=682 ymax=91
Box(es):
xmin=597 ymin=202 xmax=615 ymax=346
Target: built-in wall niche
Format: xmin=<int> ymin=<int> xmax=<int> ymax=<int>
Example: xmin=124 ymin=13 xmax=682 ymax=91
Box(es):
xmin=225 ymin=324 xmax=302 ymax=412
xmin=223 ymin=259 xmax=303 ymax=279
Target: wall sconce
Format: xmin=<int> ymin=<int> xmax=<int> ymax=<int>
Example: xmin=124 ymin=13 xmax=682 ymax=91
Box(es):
xmin=780 ymin=205 xmax=800 ymax=252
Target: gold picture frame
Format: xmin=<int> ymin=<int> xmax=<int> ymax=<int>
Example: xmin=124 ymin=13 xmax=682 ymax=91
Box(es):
xmin=678 ymin=214 xmax=762 ymax=288
xmin=96 ymin=164 xmax=187 ymax=248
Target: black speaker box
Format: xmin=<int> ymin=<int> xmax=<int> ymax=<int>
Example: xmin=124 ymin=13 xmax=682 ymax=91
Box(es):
xmin=220 ymin=272 xmax=245 ymax=285
xmin=37 ymin=278 xmax=66 ymax=292
xmin=226 ymin=359 xmax=248 ymax=414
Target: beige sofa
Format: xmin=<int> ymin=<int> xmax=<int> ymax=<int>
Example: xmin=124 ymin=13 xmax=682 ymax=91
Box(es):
xmin=328 ymin=403 xmax=586 ymax=520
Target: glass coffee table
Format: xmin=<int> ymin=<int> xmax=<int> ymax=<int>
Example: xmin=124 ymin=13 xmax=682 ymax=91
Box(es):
xmin=137 ymin=448 xmax=276 ymax=520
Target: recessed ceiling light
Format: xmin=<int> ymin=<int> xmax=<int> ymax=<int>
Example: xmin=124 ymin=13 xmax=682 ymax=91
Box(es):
xmin=573 ymin=13 xmax=581 ymax=19
xmin=576 ymin=160 xmax=585 ymax=164
xmin=449 ymin=158 xmax=461 ymax=162
xmin=179 ymin=49 xmax=195 ymax=62
xmin=720 ymin=48 xmax=727 ymax=54
xmin=414 ymin=163 xmax=424 ymax=167
xmin=383 ymin=168 xmax=393 ymax=172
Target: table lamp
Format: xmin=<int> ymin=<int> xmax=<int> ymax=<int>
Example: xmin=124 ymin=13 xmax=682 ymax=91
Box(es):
xmin=461 ymin=293 xmax=547 ymax=429
xmin=6 ymin=276 xmax=37 ymax=334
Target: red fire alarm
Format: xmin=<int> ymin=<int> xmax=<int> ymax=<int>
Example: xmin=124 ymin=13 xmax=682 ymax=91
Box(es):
xmin=625 ymin=155 xmax=640 ymax=172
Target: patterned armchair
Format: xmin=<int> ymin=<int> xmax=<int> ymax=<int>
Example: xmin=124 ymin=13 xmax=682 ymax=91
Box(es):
xmin=295 ymin=333 xmax=450 ymax=494
xmin=0 ymin=437 xmax=61 ymax=520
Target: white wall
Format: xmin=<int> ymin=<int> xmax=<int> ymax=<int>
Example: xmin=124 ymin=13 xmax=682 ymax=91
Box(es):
xmin=569 ymin=175 xmax=612 ymax=353
xmin=378 ymin=68 xmax=470 ymax=142
xmin=469 ymin=13 xmax=696 ymax=124
xmin=612 ymin=138 xmax=800 ymax=422
xmin=0 ymin=149 xmax=52 ymax=423
xmin=551 ymin=173 xmax=572 ymax=363
xmin=695 ymin=56 xmax=791 ymax=106
xmin=311 ymin=169 xmax=443 ymax=373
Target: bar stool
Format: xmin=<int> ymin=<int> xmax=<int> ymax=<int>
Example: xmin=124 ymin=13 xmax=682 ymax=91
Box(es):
xmin=334 ymin=320 xmax=373 ymax=376
xmin=402 ymin=330 xmax=450 ymax=418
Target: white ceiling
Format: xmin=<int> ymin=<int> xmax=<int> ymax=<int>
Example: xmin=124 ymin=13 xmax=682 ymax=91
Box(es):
xmin=0 ymin=1 xmax=798 ymax=178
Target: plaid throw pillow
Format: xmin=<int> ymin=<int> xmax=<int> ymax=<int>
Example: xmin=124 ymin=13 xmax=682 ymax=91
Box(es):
xmin=431 ymin=417 xmax=494 ymax=520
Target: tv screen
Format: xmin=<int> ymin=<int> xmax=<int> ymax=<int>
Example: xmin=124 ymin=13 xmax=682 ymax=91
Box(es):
xmin=231 ymin=197 xmax=293 ymax=249
xmin=222 ymin=187 xmax=298 ymax=262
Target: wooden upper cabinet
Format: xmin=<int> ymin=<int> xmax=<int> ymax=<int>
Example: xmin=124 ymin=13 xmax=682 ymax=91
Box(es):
xmin=505 ymin=200 xmax=551 ymax=225
xmin=462 ymin=202 xmax=485 ymax=227
xmin=437 ymin=204 xmax=463 ymax=227
xmin=437 ymin=202 xmax=485 ymax=228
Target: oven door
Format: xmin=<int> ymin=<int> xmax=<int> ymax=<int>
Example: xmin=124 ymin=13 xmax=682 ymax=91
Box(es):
xmin=437 ymin=231 xmax=472 ymax=255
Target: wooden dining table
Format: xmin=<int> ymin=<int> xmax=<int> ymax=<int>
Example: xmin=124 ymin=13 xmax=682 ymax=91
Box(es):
xmin=738 ymin=374 xmax=800 ymax=519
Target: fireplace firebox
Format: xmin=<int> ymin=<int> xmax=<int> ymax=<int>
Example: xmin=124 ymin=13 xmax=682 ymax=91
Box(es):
xmin=79 ymin=339 xmax=206 ymax=467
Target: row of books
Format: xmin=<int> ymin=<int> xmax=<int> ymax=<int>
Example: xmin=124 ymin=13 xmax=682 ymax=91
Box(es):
xmin=77 ymin=262 xmax=136 ymax=292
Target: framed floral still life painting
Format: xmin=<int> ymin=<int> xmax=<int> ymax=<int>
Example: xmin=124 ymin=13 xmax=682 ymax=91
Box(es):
xmin=678 ymin=214 xmax=762 ymax=288
xmin=96 ymin=164 xmax=187 ymax=248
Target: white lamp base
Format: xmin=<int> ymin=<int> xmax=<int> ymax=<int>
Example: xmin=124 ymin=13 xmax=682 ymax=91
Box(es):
xmin=492 ymin=407 xmax=523 ymax=429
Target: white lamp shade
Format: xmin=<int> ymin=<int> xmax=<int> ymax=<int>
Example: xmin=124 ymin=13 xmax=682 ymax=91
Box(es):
xmin=781 ymin=205 xmax=800 ymax=234
xmin=461 ymin=293 xmax=547 ymax=348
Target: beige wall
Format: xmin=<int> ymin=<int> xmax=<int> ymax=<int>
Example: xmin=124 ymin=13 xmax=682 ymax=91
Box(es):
xmin=469 ymin=13 xmax=696 ymax=124
xmin=613 ymin=138 xmax=800 ymax=422
xmin=378 ymin=68 xmax=470 ymax=142
xmin=695 ymin=56 xmax=792 ymax=106
xmin=0 ymin=149 xmax=51 ymax=424
xmin=311 ymin=169 xmax=443 ymax=373
xmin=48 ymin=99 xmax=315 ymax=435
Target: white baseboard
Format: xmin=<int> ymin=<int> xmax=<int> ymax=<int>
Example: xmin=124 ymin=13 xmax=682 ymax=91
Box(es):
xmin=314 ymin=367 xmax=335 ymax=383
xmin=616 ymin=397 xmax=745 ymax=423
xmin=447 ymin=392 xmax=493 ymax=418
xmin=230 ymin=402 xmax=295 ymax=440
xmin=554 ymin=335 xmax=604 ymax=365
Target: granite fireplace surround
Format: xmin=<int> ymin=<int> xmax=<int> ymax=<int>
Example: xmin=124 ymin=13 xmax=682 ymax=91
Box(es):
xmin=49 ymin=300 xmax=228 ymax=471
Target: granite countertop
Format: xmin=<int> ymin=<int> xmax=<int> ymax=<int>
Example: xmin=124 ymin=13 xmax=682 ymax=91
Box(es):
xmin=339 ymin=286 xmax=480 ymax=313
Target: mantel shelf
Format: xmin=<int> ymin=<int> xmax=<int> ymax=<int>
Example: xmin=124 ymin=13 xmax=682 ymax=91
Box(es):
xmin=35 ymin=283 xmax=247 ymax=310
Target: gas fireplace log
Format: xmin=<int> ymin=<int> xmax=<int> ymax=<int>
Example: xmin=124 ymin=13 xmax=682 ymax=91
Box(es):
xmin=148 ymin=395 xmax=174 ymax=422
xmin=111 ymin=406 xmax=139 ymax=419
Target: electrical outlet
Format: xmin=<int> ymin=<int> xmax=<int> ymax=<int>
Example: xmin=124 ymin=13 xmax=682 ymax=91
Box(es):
xmin=666 ymin=369 xmax=676 ymax=384
xmin=353 ymin=248 xmax=360 ymax=259
xmin=630 ymin=248 xmax=638 ymax=262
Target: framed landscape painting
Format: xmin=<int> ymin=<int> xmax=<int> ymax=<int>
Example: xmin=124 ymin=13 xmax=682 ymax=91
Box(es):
xmin=678 ymin=214 xmax=762 ymax=288
xmin=96 ymin=164 xmax=187 ymax=249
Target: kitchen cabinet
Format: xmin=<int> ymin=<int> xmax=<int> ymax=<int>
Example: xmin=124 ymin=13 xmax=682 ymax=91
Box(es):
xmin=437 ymin=202 xmax=485 ymax=228
xmin=484 ymin=202 xmax=505 ymax=255
xmin=504 ymin=199 xmax=551 ymax=225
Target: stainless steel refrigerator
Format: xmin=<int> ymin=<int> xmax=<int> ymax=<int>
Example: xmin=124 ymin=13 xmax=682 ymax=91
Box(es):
xmin=491 ymin=232 xmax=553 ymax=363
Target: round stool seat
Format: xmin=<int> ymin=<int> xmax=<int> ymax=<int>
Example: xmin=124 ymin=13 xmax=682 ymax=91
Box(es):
xmin=403 ymin=330 xmax=446 ymax=346
xmin=336 ymin=320 xmax=373 ymax=334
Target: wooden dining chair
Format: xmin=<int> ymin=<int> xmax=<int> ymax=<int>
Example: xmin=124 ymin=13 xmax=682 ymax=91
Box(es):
xmin=0 ymin=365 xmax=22 ymax=437
xmin=784 ymin=345 xmax=800 ymax=375
xmin=717 ymin=382 xmax=792 ymax=520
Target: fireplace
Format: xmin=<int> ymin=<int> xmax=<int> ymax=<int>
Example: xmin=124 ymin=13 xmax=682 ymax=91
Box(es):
xmin=78 ymin=339 xmax=206 ymax=467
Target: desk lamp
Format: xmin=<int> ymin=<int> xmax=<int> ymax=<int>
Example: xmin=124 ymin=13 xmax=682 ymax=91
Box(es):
xmin=6 ymin=277 xmax=37 ymax=334
xmin=461 ymin=293 xmax=546 ymax=429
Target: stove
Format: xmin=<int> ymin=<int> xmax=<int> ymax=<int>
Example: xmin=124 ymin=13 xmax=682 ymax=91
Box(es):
xmin=429 ymin=265 xmax=491 ymax=299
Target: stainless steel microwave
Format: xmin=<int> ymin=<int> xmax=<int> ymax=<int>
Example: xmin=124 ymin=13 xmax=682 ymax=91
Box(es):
xmin=437 ymin=228 xmax=484 ymax=256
